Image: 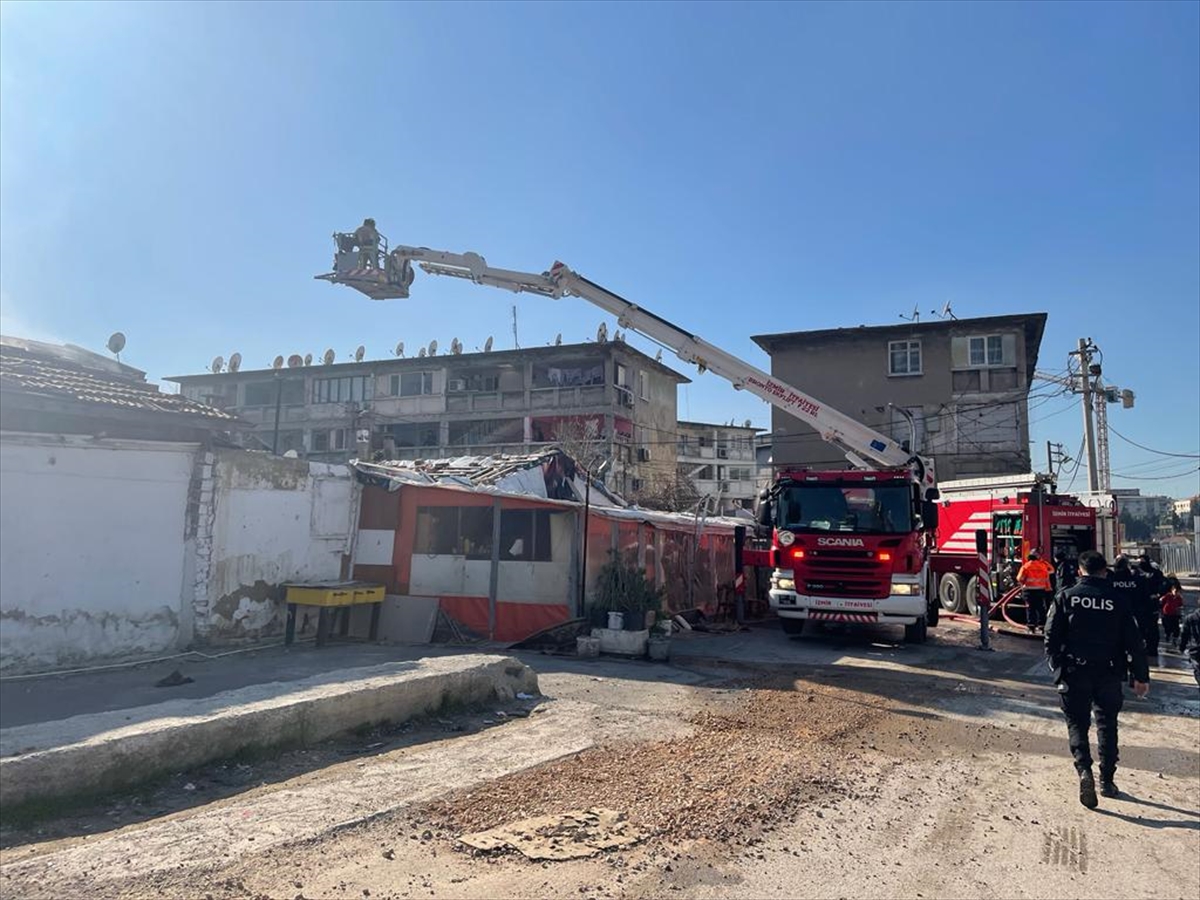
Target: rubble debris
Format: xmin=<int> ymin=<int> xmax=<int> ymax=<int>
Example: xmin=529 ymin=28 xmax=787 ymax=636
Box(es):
xmin=459 ymin=808 xmax=646 ymax=860
xmin=155 ymin=669 xmax=195 ymax=688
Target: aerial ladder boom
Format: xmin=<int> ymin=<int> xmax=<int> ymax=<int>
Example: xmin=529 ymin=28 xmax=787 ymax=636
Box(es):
xmin=318 ymin=237 xmax=936 ymax=494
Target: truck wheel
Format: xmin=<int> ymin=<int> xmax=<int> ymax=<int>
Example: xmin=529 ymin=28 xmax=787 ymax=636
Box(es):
xmin=780 ymin=617 xmax=805 ymax=637
xmin=904 ymin=615 xmax=928 ymax=644
xmin=964 ymin=576 xmax=980 ymax=616
xmin=938 ymin=574 xmax=967 ymax=612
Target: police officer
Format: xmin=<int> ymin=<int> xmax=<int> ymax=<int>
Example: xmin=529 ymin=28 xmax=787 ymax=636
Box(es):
xmin=1045 ymin=550 xmax=1149 ymax=808
xmin=1054 ymin=549 xmax=1078 ymax=596
xmin=1135 ymin=551 xmax=1167 ymax=658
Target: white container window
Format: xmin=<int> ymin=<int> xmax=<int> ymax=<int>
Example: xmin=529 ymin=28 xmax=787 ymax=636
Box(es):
xmin=888 ymin=340 xmax=922 ymax=376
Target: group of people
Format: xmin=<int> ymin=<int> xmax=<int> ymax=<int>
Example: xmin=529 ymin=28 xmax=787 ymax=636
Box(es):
xmin=1024 ymin=547 xmax=1198 ymax=810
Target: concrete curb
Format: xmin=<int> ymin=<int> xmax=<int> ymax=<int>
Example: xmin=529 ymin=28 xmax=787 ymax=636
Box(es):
xmin=0 ymin=654 xmax=537 ymax=811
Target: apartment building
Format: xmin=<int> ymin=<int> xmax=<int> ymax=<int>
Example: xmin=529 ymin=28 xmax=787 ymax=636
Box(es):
xmin=675 ymin=420 xmax=762 ymax=512
xmin=752 ymin=313 xmax=1048 ymax=481
xmin=169 ymin=341 xmax=687 ymax=500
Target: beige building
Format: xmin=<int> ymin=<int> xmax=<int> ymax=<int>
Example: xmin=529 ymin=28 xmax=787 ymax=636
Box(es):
xmin=752 ymin=314 xmax=1047 ymax=481
xmin=675 ymin=420 xmax=762 ymax=512
xmin=169 ymin=341 xmax=687 ymax=501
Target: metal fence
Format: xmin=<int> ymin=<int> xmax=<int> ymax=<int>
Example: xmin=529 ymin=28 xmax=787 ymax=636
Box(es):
xmin=1160 ymin=541 xmax=1198 ymax=576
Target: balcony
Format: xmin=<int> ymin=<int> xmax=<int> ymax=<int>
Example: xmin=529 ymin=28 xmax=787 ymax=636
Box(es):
xmin=530 ymin=385 xmax=608 ymax=410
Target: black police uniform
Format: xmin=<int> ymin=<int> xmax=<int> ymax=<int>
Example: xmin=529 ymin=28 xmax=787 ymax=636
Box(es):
xmin=1136 ymin=562 xmax=1167 ymax=656
xmin=1045 ymin=575 xmax=1149 ymax=782
xmin=1109 ymin=563 xmax=1146 ymax=681
xmin=1178 ymin=608 xmax=1200 ymax=687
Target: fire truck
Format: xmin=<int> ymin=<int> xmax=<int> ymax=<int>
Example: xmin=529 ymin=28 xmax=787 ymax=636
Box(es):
xmin=318 ymin=226 xmax=944 ymax=643
xmin=930 ymin=472 xmax=1118 ymax=617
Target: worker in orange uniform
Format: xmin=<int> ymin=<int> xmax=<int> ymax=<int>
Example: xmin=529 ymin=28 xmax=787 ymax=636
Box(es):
xmin=1018 ymin=548 xmax=1055 ymax=634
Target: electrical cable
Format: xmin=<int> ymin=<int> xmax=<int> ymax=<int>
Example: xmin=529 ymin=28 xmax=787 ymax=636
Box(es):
xmin=1108 ymin=425 xmax=1200 ymax=459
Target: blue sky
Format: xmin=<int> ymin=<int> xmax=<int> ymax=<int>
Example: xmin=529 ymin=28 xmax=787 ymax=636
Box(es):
xmin=2 ymin=0 xmax=1197 ymax=499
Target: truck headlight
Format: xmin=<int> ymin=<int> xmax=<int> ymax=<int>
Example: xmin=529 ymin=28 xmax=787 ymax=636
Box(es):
xmin=890 ymin=582 xmax=919 ymax=596
xmin=775 ymin=578 xmax=796 ymax=591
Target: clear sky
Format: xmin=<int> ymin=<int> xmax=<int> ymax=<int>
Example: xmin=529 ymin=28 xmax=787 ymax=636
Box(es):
xmin=2 ymin=0 xmax=1197 ymax=499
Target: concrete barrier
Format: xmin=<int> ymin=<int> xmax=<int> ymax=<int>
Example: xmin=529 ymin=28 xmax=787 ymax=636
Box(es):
xmin=0 ymin=654 xmax=537 ymax=812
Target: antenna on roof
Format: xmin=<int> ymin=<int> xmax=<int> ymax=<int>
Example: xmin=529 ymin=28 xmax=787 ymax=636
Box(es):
xmin=899 ymin=305 xmax=920 ymax=322
xmin=228 ymin=352 xmax=242 ymax=373
xmin=287 ymin=354 xmax=303 ymax=368
xmin=743 ymin=418 xmax=752 ymax=428
xmin=554 ymin=333 xmax=563 ymax=346
xmin=655 ymin=349 xmax=663 ymax=362
xmin=418 ymin=346 xmax=427 ymax=358
xmin=106 ymin=332 xmax=126 ymax=361
xmin=931 ymin=300 xmax=957 ymax=320
xmin=211 ymin=355 xmax=224 ymax=374
xmin=450 ymin=338 xmax=462 ymax=355
xmin=428 ymin=339 xmax=438 ymax=356
xmin=394 ymin=341 xmax=405 ymax=358
xmin=354 ymin=345 xmax=365 ymax=362
xmin=596 ymin=323 xmax=608 ymax=344
xmin=272 ymin=355 xmax=285 ymax=370
xmin=323 ymin=348 xmax=335 ymax=365
xmin=483 ymin=336 xmax=493 ymax=352
xmin=303 ymin=353 xmax=313 ymax=366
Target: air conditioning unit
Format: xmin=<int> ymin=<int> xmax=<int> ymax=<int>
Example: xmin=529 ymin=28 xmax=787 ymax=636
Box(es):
xmin=716 ymin=448 xmax=729 ymax=459
xmin=637 ymin=447 xmax=651 ymax=462
xmin=447 ymin=378 xmax=467 ymax=392
xmin=616 ymin=386 xmax=635 ymax=408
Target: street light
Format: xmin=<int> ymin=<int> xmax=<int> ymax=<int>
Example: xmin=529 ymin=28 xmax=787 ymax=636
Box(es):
xmin=578 ymin=455 xmax=612 ymax=617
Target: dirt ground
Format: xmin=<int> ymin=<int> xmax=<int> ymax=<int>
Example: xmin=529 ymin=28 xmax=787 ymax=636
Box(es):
xmin=2 ymin=645 xmax=1196 ymax=900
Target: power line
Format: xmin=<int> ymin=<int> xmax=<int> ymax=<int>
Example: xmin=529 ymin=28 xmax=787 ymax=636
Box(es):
xmin=1108 ymin=424 xmax=1200 ymax=459
xmin=1110 ymin=466 xmax=1200 ymax=482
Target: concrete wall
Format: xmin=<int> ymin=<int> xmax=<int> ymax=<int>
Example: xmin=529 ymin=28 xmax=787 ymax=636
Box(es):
xmin=0 ymin=434 xmax=199 ymax=671
xmin=198 ymin=449 xmax=355 ymax=641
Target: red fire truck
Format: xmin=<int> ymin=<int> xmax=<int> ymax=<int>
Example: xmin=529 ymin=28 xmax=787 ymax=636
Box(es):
xmin=930 ymin=473 xmax=1118 ymax=616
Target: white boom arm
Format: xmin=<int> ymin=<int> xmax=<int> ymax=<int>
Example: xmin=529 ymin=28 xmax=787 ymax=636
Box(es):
xmin=318 ymin=240 xmax=936 ymax=493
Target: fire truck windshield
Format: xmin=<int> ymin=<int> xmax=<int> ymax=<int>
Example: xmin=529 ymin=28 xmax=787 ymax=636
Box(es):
xmin=775 ymin=483 xmax=913 ymax=535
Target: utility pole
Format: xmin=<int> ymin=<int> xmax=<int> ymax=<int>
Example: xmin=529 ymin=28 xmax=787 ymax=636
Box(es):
xmin=1073 ymin=338 xmax=1100 ymax=493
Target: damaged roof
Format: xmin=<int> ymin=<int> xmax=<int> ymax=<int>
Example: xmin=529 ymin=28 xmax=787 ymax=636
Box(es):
xmin=0 ymin=335 xmax=239 ymax=433
xmin=352 ymin=450 xmax=625 ymax=507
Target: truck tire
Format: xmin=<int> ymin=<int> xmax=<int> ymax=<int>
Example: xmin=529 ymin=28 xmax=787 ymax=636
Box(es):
xmin=964 ymin=575 xmax=980 ymax=616
xmin=938 ymin=574 xmax=967 ymax=612
xmin=904 ymin=615 xmax=928 ymax=644
xmin=780 ymin=617 xmax=805 ymax=637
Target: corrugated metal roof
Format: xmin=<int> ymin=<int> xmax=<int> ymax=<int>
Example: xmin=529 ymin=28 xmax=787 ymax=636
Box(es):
xmin=0 ymin=341 xmax=239 ymax=423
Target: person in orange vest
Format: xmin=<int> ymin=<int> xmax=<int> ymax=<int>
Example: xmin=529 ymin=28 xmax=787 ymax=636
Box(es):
xmin=1018 ymin=548 xmax=1055 ymax=634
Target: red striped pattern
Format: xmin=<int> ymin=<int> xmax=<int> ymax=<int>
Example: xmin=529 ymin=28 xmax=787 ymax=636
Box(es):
xmin=809 ymin=611 xmax=877 ymax=623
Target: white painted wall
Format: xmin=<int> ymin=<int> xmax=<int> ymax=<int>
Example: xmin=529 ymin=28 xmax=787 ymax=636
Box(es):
xmin=201 ymin=449 xmax=355 ymax=640
xmin=409 ymin=556 xmax=492 ymax=598
xmin=0 ymin=434 xmax=198 ymax=671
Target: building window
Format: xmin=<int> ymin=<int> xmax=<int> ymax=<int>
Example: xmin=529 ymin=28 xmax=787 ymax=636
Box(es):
xmin=311 ymin=428 xmax=348 ymax=453
xmin=313 ymin=376 xmax=373 ymax=404
xmin=888 ymin=340 xmax=922 ymax=376
xmin=969 ymin=335 xmax=1004 ymax=367
xmin=638 ymin=371 xmax=649 ymax=401
xmin=677 ymin=435 xmax=690 ymax=455
xmin=414 ymin=506 xmax=493 ymax=560
xmin=698 ymin=434 xmax=712 ymax=448
xmin=499 ymin=510 xmax=553 ymax=562
xmin=615 ymin=363 xmax=628 ymax=388
xmin=390 ymin=372 xmax=433 ymax=397
xmin=242 ymin=379 xmax=304 ymax=407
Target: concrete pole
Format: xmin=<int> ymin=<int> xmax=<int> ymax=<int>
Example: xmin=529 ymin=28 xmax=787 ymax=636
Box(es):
xmin=1078 ymin=338 xmax=1100 ymax=493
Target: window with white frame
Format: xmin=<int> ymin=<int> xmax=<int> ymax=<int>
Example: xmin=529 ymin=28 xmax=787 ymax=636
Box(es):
xmin=311 ymin=428 xmax=349 ymax=453
xmin=888 ymin=340 xmax=922 ymax=376
xmin=313 ymin=375 xmax=373 ymax=404
xmin=968 ymin=335 xmax=1004 ymax=367
xmin=391 ymin=371 xmax=433 ymax=397
xmin=638 ymin=370 xmax=650 ymax=401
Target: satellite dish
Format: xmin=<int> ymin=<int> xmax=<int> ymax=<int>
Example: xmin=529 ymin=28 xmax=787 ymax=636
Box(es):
xmin=450 ymin=338 xmax=462 ymax=355
xmin=303 ymin=353 xmax=313 ymax=366
xmin=655 ymin=349 xmax=663 ymax=362
xmin=354 ymin=345 xmax=366 ymax=362
xmin=106 ymin=332 xmax=126 ymax=355
xmin=287 ymin=354 xmax=303 ymax=368
xmin=744 ymin=419 xmax=752 ymax=428
xmin=228 ymin=352 xmax=242 ymax=373
xmin=272 ymin=355 xmax=284 ymax=370
xmin=322 ymin=348 xmax=335 ymax=365
xmin=554 ymin=333 xmax=562 ymax=346
xmin=483 ymin=336 xmax=493 ymax=353
xmin=211 ymin=355 xmax=224 ymax=374
xmin=418 ymin=347 xmax=427 ymax=358
xmin=428 ymin=339 xmax=438 ymax=356
xmin=596 ymin=323 xmax=608 ymax=344
xmin=394 ymin=341 xmax=405 ymax=357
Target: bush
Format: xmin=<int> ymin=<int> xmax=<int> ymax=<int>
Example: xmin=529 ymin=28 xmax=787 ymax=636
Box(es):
xmin=591 ymin=553 xmax=665 ymax=622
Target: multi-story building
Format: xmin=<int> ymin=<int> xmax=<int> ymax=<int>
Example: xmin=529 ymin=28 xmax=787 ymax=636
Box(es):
xmin=752 ymin=313 xmax=1048 ymax=482
xmin=675 ymin=420 xmax=761 ymax=512
xmin=1112 ymin=489 xmax=1173 ymax=522
xmin=169 ymin=341 xmax=687 ymax=500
